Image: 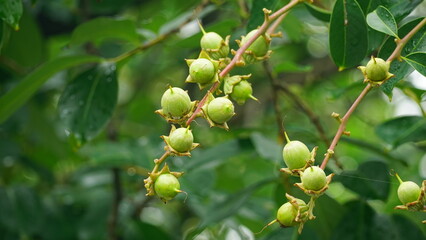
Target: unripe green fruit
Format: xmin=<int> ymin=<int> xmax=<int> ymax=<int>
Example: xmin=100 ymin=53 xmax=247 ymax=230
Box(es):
xmin=230 ymin=80 xmax=253 ymax=105
xmin=154 ymin=174 xmax=180 ymax=201
xmin=207 ymin=97 xmax=235 ymax=124
xmin=276 ymin=199 xmax=306 ymax=227
xmin=201 ymin=32 xmax=223 ymax=50
xmin=161 ymin=87 xmax=191 ymax=118
xmin=189 ymin=58 xmax=216 ymax=84
xmin=398 ymin=181 xmax=421 ymax=204
xmin=365 ymin=57 xmax=389 ymax=81
xmin=241 ymin=30 xmax=269 ymax=57
xmin=283 ymin=141 xmax=310 ymax=170
xmin=169 ymin=128 xmax=194 ymax=152
xmin=301 ymin=166 xmax=326 ymax=191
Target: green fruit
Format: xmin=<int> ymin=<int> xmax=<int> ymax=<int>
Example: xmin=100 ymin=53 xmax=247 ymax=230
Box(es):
xmin=301 ymin=166 xmax=326 ymax=191
xmin=398 ymin=181 xmax=421 ymax=204
xmin=189 ymin=58 xmax=216 ymax=84
xmin=241 ymin=30 xmax=269 ymax=57
xmin=161 ymin=87 xmax=191 ymax=118
xmin=201 ymin=32 xmax=223 ymax=49
xmin=230 ymin=80 xmax=254 ymax=105
xmin=365 ymin=57 xmax=389 ymax=81
xmin=207 ymin=97 xmax=235 ymax=124
xmin=154 ymin=174 xmax=180 ymax=201
xmin=283 ymin=141 xmax=310 ymax=170
xmin=169 ymin=128 xmax=194 ymax=152
xmin=276 ymin=199 xmax=306 ymax=227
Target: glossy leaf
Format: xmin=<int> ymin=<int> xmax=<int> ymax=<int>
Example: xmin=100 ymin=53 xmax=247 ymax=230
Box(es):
xmin=0 ymin=55 xmax=103 ymax=124
xmin=378 ymin=18 xmax=426 ymax=99
xmin=304 ymin=3 xmax=331 ymax=22
xmin=357 ymin=0 xmax=422 ymax=21
xmin=247 ymin=0 xmax=279 ymax=31
xmin=334 ymin=161 xmax=390 ymax=200
xmin=366 ymin=6 xmax=398 ymax=38
xmin=403 ymin=52 xmax=426 ymax=77
xmin=329 ymin=0 xmax=368 ymax=69
xmin=58 ymin=63 xmax=118 ymax=144
xmin=70 ymin=17 xmax=140 ymax=46
xmin=375 ymin=116 xmax=426 ymax=147
xmin=0 ymin=0 xmax=22 ymax=30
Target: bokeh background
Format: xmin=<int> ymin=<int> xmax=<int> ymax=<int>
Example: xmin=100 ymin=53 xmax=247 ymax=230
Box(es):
xmin=0 ymin=0 xmax=426 ymax=239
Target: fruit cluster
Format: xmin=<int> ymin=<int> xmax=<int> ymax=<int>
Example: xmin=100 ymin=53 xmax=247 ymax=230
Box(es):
xmin=261 ymin=133 xmax=334 ymax=233
xmin=144 ymin=23 xmax=272 ymax=202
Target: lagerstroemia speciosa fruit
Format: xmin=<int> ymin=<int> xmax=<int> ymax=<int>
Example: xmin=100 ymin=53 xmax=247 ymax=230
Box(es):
xmin=200 ymin=32 xmax=230 ymax=60
xmin=398 ymin=181 xmax=421 ymax=204
xmin=169 ymin=127 xmax=194 ymax=153
xmin=161 ymin=87 xmax=191 ymax=118
xmin=283 ymin=140 xmax=311 ymax=170
xmin=241 ymin=30 xmax=269 ymax=57
xmin=154 ymin=173 xmax=181 ymax=202
xmin=230 ymin=80 xmax=258 ymax=105
xmin=206 ymin=97 xmax=235 ymax=124
xmin=189 ymin=58 xmax=216 ymax=84
xmin=358 ymin=56 xmax=394 ymax=83
xmin=301 ymin=166 xmax=327 ymax=191
xmin=277 ymin=199 xmax=306 ymax=227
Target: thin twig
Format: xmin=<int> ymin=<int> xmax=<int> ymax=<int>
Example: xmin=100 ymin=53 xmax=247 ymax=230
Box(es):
xmin=186 ymin=0 xmax=301 ymax=126
xmin=107 ymin=1 xmax=208 ymax=63
xmin=263 ymin=61 xmax=286 ymax=143
xmin=267 ymin=13 xmax=287 ymax=35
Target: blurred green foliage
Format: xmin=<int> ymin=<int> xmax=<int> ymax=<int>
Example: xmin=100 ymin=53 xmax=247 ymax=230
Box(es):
xmin=0 ymin=0 xmax=425 ymax=239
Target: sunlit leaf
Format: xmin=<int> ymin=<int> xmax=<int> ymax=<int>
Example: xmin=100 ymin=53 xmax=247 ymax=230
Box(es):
xmin=366 ymin=6 xmax=398 ymax=38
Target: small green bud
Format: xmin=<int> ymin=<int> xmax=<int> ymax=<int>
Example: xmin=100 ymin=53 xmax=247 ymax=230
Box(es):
xmin=301 ymin=166 xmax=326 ymax=191
xmin=230 ymin=80 xmax=257 ymax=105
xmin=206 ymin=97 xmax=235 ymax=124
xmin=365 ymin=57 xmax=390 ymax=81
xmin=189 ymin=58 xmax=216 ymax=84
xmin=161 ymin=87 xmax=192 ymax=118
xmin=241 ymin=30 xmax=269 ymax=57
xmin=398 ymin=181 xmax=421 ymax=204
xmin=283 ymin=140 xmax=311 ymax=170
xmin=201 ymin=32 xmax=223 ymax=50
xmin=154 ymin=173 xmax=181 ymax=201
xmin=276 ymin=199 xmax=306 ymax=227
xmin=169 ymin=127 xmax=194 ymax=153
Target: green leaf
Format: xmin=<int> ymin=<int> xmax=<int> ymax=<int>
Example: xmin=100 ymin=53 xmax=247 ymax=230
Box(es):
xmin=0 ymin=55 xmax=103 ymax=124
xmin=402 ymin=52 xmax=426 ymax=77
xmin=392 ymin=214 xmax=426 ymax=240
xmin=334 ymin=161 xmax=390 ymax=200
xmin=70 ymin=17 xmax=140 ymax=46
xmin=274 ymin=61 xmax=313 ymax=73
xmin=200 ymin=178 xmax=275 ymax=227
xmin=331 ymin=200 xmax=376 ymax=240
xmin=366 ymin=6 xmax=398 ymax=38
xmin=304 ymin=3 xmax=331 ymax=22
xmin=379 ymin=17 xmax=426 ymax=99
xmin=0 ymin=0 xmax=22 ymax=30
xmin=58 ymin=63 xmax=118 ymax=144
xmin=250 ymin=132 xmax=281 ymax=163
xmin=375 ymin=116 xmax=426 ymax=148
xmin=329 ymin=0 xmax=368 ymax=69
xmin=246 ymin=0 xmax=279 ymax=32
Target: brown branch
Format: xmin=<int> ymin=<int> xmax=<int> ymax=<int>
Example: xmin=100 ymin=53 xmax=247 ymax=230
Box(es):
xmin=186 ymin=0 xmax=302 ymax=126
xmin=108 ymin=168 xmax=123 ymax=240
xmin=320 ymin=15 xmax=426 ymax=170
